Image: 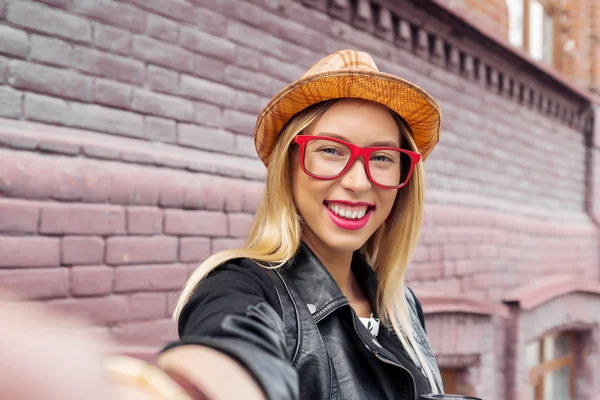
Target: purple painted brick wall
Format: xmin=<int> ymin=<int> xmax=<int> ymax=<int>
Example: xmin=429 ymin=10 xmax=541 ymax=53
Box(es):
xmin=0 ymin=0 xmax=598 ymax=398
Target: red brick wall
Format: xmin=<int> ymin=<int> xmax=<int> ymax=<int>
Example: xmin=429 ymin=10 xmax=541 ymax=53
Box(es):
xmin=459 ymin=0 xmax=600 ymax=94
xmin=435 ymin=0 xmax=509 ymax=39
xmin=0 ymin=0 xmax=599 ymax=398
xmin=592 ymin=0 xmax=600 ymax=93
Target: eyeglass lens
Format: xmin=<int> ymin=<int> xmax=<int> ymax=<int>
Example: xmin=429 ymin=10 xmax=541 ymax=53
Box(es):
xmin=303 ymin=139 xmax=411 ymax=187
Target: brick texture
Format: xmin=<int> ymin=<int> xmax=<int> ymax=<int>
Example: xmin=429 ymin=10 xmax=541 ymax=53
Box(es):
xmin=105 ymin=236 xmax=178 ymax=265
xmin=0 ymin=25 xmax=29 ymax=58
xmin=6 ymin=1 xmax=91 ymax=43
xmin=114 ymin=263 xmax=187 ymax=292
xmin=0 ymin=237 xmax=60 ymax=267
xmin=40 ymin=203 xmax=125 ymax=235
xmin=30 ymin=35 xmax=71 ymax=67
xmin=94 ymin=78 xmax=131 ymax=108
xmin=0 ymin=198 xmax=40 ymax=233
xmin=179 ymin=237 xmax=211 ymax=262
xmin=9 ymin=60 xmax=92 ymax=101
xmin=0 ymin=268 xmax=69 ymax=299
xmin=73 ymin=0 xmax=147 ymax=33
xmin=0 ymin=86 xmax=22 ymax=118
xmin=126 ymin=207 xmax=163 ymax=234
xmin=61 ymin=236 xmax=105 ymax=265
xmin=92 ymin=23 xmax=131 ymax=55
xmin=164 ymin=210 xmax=227 ymax=236
xmin=71 ymin=265 xmax=113 ymax=296
xmin=72 ymin=46 xmax=145 ymax=84
xmin=24 ymin=92 xmax=69 ymax=125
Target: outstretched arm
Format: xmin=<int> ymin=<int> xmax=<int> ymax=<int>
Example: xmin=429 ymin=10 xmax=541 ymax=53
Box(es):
xmin=157 ymin=261 xmax=298 ymax=400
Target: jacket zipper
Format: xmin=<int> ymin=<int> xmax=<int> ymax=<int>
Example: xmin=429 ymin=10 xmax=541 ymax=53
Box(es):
xmin=373 ymin=351 xmax=417 ymax=400
xmin=312 ymin=300 xmax=418 ymax=399
xmin=349 ymin=316 xmax=417 ymax=400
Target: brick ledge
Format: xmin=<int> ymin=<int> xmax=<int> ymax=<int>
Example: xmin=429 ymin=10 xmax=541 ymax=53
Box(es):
xmin=503 ymin=275 xmax=600 ymax=310
xmin=0 ymin=118 xmax=265 ymax=181
xmin=412 ymin=289 xmax=510 ymax=317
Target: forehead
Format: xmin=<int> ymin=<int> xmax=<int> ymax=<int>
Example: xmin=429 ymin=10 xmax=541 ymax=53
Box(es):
xmin=307 ymin=99 xmax=401 ymax=147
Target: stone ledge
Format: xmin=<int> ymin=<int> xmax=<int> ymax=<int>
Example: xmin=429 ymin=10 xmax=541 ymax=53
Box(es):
xmin=503 ymin=275 xmax=600 ymax=310
xmin=0 ymin=117 xmax=265 ymax=181
xmin=413 ymin=289 xmax=510 ymax=317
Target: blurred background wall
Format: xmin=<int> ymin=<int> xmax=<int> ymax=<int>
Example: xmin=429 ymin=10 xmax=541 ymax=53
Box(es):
xmin=0 ymin=0 xmax=599 ymax=399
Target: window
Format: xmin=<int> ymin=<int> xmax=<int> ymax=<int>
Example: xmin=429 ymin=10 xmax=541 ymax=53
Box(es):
xmin=506 ymin=0 xmax=557 ymax=66
xmin=507 ymin=0 xmax=524 ymax=48
xmin=527 ymin=332 xmax=576 ymax=400
xmin=440 ymin=369 xmax=477 ymax=397
xmin=440 ymin=369 xmax=457 ymax=394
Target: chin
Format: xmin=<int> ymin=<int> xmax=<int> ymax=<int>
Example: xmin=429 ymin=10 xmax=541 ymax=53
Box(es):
xmin=321 ymin=232 xmax=371 ymax=254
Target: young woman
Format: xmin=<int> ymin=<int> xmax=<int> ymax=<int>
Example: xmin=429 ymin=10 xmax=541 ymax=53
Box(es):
xmin=126 ymin=50 xmax=445 ymax=400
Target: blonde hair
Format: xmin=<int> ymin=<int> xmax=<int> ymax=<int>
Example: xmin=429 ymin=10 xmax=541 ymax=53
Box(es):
xmin=174 ymin=99 xmax=438 ymax=392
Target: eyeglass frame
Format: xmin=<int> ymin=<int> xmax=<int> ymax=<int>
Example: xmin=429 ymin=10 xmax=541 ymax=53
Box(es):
xmin=291 ymin=135 xmax=421 ymax=189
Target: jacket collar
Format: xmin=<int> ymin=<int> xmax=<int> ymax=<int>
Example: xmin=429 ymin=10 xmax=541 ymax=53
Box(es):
xmin=281 ymin=242 xmax=380 ymax=320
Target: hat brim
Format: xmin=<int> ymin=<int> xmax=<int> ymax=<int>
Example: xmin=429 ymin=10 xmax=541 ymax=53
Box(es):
xmin=254 ymin=69 xmax=442 ymax=166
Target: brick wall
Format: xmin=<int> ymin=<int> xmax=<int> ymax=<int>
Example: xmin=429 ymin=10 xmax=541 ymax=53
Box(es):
xmin=460 ymin=0 xmax=600 ymax=94
xmin=426 ymin=312 xmax=501 ymax=398
xmin=592 ymin=0 xmax=600 ymax=93
xmin=0 ymin=0 xmax=599 ymax=398
xmin=435 ymin=0 xmax=509 ymax=39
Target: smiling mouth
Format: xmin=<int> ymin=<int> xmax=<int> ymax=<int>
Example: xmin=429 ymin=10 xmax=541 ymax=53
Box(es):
xmin=323 ymin=201 xmax=375 ymax=220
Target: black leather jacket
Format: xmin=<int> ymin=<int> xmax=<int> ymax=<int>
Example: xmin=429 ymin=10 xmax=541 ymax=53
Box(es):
xmin=164 ymin=244 xmax=443 ymax=400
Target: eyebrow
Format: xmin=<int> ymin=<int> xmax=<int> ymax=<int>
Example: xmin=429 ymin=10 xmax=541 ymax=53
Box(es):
xmin=316 ymin=132 xmax=400 ymax=148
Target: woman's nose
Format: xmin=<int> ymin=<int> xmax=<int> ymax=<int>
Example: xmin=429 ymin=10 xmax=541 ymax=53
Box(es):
xmin=340 ymin=158 xmax=372 ymax=192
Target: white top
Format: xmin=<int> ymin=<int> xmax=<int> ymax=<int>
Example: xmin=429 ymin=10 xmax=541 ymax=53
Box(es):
xmin=359 ymin=313 xmax=380 ymax=337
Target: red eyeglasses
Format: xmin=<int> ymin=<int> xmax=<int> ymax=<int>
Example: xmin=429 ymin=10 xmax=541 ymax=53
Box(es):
xmin=292 ymin=135 xmax=421 ymax=189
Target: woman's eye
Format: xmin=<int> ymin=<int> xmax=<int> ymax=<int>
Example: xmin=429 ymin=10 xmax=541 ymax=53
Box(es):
xmin=320 ymin=147 xmax=340 ymax=155
xmin=372 ymin=154 xmax=393 ymax=162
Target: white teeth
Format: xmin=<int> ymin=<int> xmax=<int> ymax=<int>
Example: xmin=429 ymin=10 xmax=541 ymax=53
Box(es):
xmin=327 ymin=203 xmax=369 ymax=220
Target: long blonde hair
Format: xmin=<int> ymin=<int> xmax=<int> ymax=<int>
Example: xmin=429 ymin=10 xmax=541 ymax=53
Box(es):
xmin=174 ymin=99 xmax=437 ymax=391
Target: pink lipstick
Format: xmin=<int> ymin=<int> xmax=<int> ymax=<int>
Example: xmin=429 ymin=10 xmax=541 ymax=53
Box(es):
xmin=324 ymin=201 xmax=374 ymax=230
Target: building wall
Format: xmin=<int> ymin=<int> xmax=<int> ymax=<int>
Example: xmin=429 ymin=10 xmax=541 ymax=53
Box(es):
xmin=508 ymin=292 xmax=600 ymax=400
xmin=435 ymin=0 xmax=509 ymax=39
xmin=560 ymin=0 xmax=595 ymax=89
xmin=460 ymin=0 xmax=600 ymax=94
xmin=591 ymin=0 xmax=600 ymax=92
xmin=0 ymin=0 xmax=599 ymax=398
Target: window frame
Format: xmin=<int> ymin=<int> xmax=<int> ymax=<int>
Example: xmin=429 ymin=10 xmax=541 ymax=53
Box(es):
xmin=527 ymin=331 xmax=576 ymax=400
xmin=511 ymin=0 xmax=560 ymax=68
xmin=440 ymin=369 xmax=457 ymax=394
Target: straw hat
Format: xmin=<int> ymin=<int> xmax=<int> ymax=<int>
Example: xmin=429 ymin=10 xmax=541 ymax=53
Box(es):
xmin=254 ymin=49 xmax=442 ymax=166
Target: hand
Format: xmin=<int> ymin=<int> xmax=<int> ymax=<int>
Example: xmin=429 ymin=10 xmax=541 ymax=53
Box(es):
xmin=114 ymin=386 xmax=159 ymax=400
xmin=0 ymin=292 xmax=124 ymax=400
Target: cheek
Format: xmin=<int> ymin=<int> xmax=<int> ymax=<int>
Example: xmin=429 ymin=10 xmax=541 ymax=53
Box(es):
xmin=378 ymin=190 xmax=398 ymax=217
xmin=290 ymin=156 xmax=328 ymax=220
